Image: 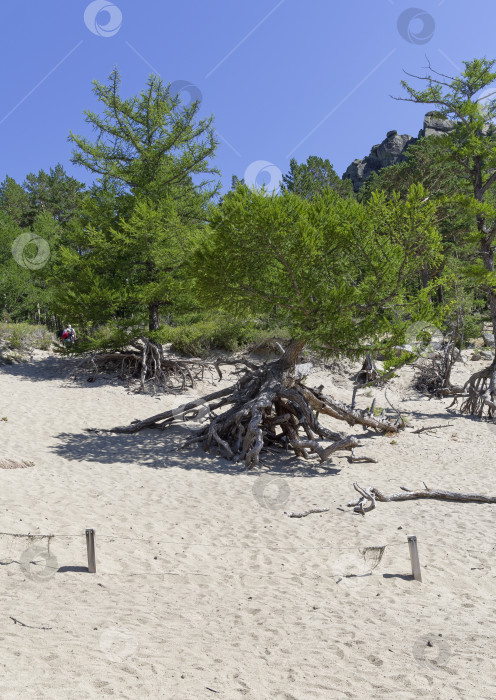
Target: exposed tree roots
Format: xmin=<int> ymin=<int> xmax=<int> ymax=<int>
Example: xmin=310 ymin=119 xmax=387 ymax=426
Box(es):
xmin=459 ymin=359 xmax=496 ymax=419
xmin=76 ymin=337 xmax=212 ymax=392
xmin=347 ymin=481 xmax=496 ymax=515
xmin=413 ymin=342 xmax=463 ymax=397
xmin=110 ymin=351 xmax=403 ymax=469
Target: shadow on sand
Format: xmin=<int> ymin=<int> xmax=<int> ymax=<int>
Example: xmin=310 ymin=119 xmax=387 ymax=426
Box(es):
xmin=50 ymin=423 xmax=354 ymax=477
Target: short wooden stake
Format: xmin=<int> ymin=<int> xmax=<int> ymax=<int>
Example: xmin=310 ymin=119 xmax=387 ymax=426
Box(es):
xmin=86 ymin=528 xmax=96 ymax=573
xmin=407 ymin=535 xmax=422 ymax=582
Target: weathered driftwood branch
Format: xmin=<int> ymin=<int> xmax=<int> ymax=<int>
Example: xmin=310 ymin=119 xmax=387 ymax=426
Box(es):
xmin=347 ymin=448 xmax=378 ymax=463
xmin=411 ymin=423 xmax=453 ymax=435
xmin=284 ymin=508 xmax=330 ymax=518
xmin=347 ymin=481 xmax=496 ymax=515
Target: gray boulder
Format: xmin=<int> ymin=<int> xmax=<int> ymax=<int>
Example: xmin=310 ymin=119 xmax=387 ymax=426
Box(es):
xmin=342 ymin=111 xmax=458 ymax=192
xmin=343 ymin=130 xmax=416 ymax=192
xmin=483 ymin=333 xmax=495 ymax=347
xmin=418 ymin=111 xmax=457 ymax=138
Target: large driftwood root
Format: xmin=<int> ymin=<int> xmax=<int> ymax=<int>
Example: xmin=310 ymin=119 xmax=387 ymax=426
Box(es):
xmin=413 ymin=341 xmax=465 ymax=397
xmin=347 ymin=481 xmax=496 ymax=515
xmin=110 ymin=356 xmax=403 ymax=469
xmin=76 ymin=338 xmax=212 ymax=392
xmin=459 ymin=359 xmax=496 ymax=419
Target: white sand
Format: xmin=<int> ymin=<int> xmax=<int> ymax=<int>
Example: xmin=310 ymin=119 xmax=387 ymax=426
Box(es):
xmin=1 ymin=352 xmax=496 ymax=699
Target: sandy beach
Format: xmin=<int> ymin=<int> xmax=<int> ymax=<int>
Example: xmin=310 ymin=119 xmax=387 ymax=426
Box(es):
xmin=1 ymin=352 xmax=496 ymax=699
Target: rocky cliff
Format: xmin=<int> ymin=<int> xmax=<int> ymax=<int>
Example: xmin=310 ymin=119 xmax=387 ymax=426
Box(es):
xmin=342 ymin=112 xmax=456 ymax=192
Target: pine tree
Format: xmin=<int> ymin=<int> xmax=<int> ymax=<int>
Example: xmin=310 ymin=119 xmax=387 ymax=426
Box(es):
xmin=396 ymin=57 xmax=496 ymax=417
xmin=57 ymin=68 xmax=219 ymax=339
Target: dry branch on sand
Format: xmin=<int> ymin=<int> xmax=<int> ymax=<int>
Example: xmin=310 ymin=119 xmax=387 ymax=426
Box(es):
xmin=75 ymin=337 xmax=213 ymax=392
xmin=347 ymin=481 xmax=496 ymax=515
xmin=109 ymin=341 xmax=403 ymax=470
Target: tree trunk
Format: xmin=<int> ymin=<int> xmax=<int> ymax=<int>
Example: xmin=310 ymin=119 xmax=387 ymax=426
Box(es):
xmin=148 ymin=301 xmax=160 ymax=332
xmin=475 ymin=186 xmax=496 ymax=349
xmin=421 ymin=263 xmax=429 ymax=289
xmin=279 ymin=339 xmax=305 ymax=373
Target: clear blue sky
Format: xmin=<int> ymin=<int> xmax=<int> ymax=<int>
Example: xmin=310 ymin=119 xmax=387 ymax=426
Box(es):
xmin=1 ymin=0 xmax=494 ymax=193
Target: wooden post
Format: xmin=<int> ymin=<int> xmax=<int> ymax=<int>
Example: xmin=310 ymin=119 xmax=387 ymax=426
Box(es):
xmin=407 ymin=535 xmax=422 ymax=582
xmin=86 ymin=528 xmax=96 ymax=573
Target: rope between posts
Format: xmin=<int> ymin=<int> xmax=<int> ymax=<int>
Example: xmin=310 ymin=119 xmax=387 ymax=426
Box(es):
xmin=0 ymin=530 xmax=495 ymax=554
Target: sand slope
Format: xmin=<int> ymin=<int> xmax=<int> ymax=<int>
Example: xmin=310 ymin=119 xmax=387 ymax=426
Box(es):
xmin=1 ymin=352 xmax=495 ymax=699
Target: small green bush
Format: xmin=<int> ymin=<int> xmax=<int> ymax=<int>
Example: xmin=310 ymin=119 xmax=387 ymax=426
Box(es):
xmin=161 ymin=317 xmax=257 ymax=357
xmin=0 ymin=323 xmax=55 ymax=352
xmin=156 ymin=314 xmax=291 ymax=357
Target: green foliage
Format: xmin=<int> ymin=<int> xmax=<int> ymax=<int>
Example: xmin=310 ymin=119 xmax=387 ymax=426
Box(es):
xmin=55 ymin=68 xmax=220 ymax=343
xmin=0 ymin=322 xmax=54 ymax=351
xmin=161 ymin=316 xmax=257 ymax=356
xmin=194 ymin=183 xmax=442 ymax=359
xmin=156 ymin=313 xmax=290 ymax=357
xmin=397 ymin=58 xmax=496 ymax=347
xmin=69 ymin=68 xmax=219 ymax=204
xmin=281 ymin=156 xmax=354 ymax=199
xmin=0 ymin=165 xmax=85 ymax=228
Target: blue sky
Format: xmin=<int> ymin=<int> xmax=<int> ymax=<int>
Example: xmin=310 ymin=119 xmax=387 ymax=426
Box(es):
xmin=1 ymin=0 xmax=494 ymax=193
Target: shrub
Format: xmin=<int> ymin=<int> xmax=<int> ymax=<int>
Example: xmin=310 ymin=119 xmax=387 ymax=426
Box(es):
xmin=0 ymin=323 xmax=55 ymax=352
xmin=156 ymin=313 xmax=291 ymax=357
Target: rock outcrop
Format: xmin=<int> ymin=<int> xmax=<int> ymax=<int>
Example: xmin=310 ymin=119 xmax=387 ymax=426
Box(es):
xmin=342 ymin=112 xmax=456 ymax=192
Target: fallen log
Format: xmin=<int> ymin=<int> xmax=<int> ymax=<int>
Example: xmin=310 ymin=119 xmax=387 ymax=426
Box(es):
xmin=347 ymin=481 xmax=496 ymax=515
